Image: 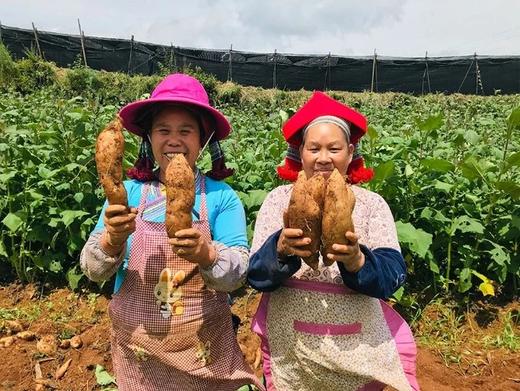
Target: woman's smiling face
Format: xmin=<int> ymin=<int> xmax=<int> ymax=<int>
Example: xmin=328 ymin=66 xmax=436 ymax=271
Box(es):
xmin=300 ymin=122 xmax=354 ymax=179
xmin=149 ymin=105 xmax=202 ymax=181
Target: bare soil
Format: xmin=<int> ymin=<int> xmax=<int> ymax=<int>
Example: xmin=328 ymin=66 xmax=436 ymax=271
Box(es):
xmin=0 ymin=283 xmax=518 ymax=390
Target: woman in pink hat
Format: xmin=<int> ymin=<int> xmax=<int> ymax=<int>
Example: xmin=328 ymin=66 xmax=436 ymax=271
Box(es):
xmin=248 ymin=92 xmax=419 ymax=391
xmin=80 ymin=73 xmax=262 ymax=390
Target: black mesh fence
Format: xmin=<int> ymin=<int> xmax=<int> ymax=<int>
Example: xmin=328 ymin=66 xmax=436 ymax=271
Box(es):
xmin=2 ymin=25 xmax=519 ymax=95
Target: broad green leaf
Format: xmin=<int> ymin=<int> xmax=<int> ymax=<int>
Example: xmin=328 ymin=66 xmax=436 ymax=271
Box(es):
xmin=506 ymin=151 xmax=520 ymax=168
xmin=463 ymin=129 xmax=481 ymax=144
xmin=240 ymin=190 xmax=268 ymax=210
xmin=66 ymin=266 xmax=83 ymax=291
xmin=49 ymin=260 xmax=63 ymax=273
xmin=38 ymin=166 xmax=54 ymax=179
xmin=74 ymin=192 xmax=84 ymax=204
xmin=95 ymin=365 xmax=116 ymax=386
xmin=451 ymin=216 xmax=484 ymax=235
xmin=373 ymin=161 xmax=395 ymax=182
xmin=60 ymin=210 xmax=89 ymax=228
xmin=416 ymin=114 xmax=444 ymax=132
xmin=404 ymin=164 xmax=414 ymax=177
xmin=507 ymin=107 xmax=520 ymax=130
xmin=367 ymin=125 xmax=379 ymax=141
xmin=395 ymin=221 xmax=432 ymax=258
xmin=458 ymin=267 xmax=473 ymax=293
xmin=434 ymin=180 xmax=453 ymax=193
xmin=0 ymin=171 xmax=16 ymax=183
xmin=459 ymin=156 xmax=487 ymax=181
xmin=392 ymin=286 xmax=404 ymax=301
xmin=279 ymin=110 xmax=289 ymax=124
xmin=487 ymin=242 xmax=510 ymax=266
xmin=28 ymin=190 xmax=44 ymax=200
xmin=495 ymin=181 xmax=520 ymax=200
xmin=0 ymin=241 xmax=8 ymax=258
xmin=421 ymin=158 xmax=455 ymax=173
xmin=2 ymin=213 xmax=24 ymax=232
xmin=429 ymin=258 xmax=440 ymax=274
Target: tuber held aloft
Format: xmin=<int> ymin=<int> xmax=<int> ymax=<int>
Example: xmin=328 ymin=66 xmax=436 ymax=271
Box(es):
xmin=95 ymin=116 xmax=128 ymax=206
xmin=165 ymin=154 xmax=195 ymax=238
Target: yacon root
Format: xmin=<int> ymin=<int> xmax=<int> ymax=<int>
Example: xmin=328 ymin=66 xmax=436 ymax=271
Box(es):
xmin=165 ymin=154 xmax=195 ymax=238
xmin=286 ymin=171 xmax=325 ymax=270
xmin=95 ymin=116 xmax=128 ymax=206
xmin=321 ymin=168 xmax=356 ymax=265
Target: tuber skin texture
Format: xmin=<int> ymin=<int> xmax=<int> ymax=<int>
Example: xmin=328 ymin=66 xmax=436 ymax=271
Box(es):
xmin=95 ymin=116 xmax=128 ymax=207
xmin=165 ymin=154 xmax=195 ymax=238
xmin=321 ymin=168 xmax=356 ymax=266
xmin=286 ymin=171 xmax=325 ymax=270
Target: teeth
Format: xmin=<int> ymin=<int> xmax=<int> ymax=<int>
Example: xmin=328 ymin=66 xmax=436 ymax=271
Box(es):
xmin=164 ymin=152 xmax=184 ymax=160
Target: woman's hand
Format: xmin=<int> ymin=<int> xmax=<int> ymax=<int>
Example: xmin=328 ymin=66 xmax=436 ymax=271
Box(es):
xmin=169 ymin=229 xmax=216 ymax=268
xmin=325 ymin=231 xmax=365 ymax=272
xmin=101 ymin=205 xmax=137 ymax=256
xmin=277 ymin=210 xmax=312 ymax=260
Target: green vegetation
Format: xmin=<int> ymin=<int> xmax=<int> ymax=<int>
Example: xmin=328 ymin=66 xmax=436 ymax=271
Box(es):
xmin=0 ymin=44 xmax=518 ymax=304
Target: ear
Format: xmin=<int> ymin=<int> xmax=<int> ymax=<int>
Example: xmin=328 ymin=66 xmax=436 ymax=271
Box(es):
xmin=173 ymin=270 xmax=186 ymax=284
xmin=159 ymin=268 xmax=171 ymax=283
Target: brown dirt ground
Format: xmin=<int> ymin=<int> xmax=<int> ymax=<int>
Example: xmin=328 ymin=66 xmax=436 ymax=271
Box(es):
xmin=0 ymin=283 xmax=518 ymax=391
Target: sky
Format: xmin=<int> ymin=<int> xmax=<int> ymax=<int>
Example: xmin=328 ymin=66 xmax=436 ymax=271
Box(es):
xmin=1 ymin=0 xmax=519 ymax=57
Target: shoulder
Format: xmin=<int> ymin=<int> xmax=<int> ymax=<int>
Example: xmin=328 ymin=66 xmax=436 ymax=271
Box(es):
xmin=352 ymin=185 xmax=391 ymax=212
xmin=204 ymin=176 xmax=235 ymax=193
xmin=265 ymin=184 xmax=293 ymax=202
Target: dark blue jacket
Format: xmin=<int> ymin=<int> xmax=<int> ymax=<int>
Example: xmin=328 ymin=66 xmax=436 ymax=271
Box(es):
xmin=247 ymin=229 xmax=406 ymax=300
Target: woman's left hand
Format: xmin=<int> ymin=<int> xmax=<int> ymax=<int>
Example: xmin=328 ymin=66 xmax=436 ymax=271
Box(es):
xmin=169 ymin=229 xmax=216 ymax=268
xmin=325 ymin=231 xmax=365 ymax=273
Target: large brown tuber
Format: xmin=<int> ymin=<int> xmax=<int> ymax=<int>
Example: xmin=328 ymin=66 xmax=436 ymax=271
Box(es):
xmin=321 ymin=168 xmax=356 ymax=266
xmin=286 ymin=171 xmax=325 ymax=270
xmin=165 ymin=154 xmax=195 ymax=238
xmin=95 ymin=116 xmax=128 ymax=206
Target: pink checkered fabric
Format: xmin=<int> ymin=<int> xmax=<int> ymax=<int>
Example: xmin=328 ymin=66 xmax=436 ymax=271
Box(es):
xmin=109 ymin=180 xmax=261 ymax=390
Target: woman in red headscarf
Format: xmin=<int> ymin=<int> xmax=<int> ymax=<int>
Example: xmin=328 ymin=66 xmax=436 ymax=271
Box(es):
xmin=248 ymin=92 xmax=419 ymax=391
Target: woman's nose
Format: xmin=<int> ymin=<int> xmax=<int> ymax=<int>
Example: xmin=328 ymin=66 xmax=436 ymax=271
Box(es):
xmin=317 ymin=150 xmax=331 ymax=162
xmin=166 ymin=135 xmax=182 ymax=146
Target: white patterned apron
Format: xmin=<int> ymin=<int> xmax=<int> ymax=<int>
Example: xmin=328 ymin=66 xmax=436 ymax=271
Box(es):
xmin=252 ymin=276 xmax=419 ymax=391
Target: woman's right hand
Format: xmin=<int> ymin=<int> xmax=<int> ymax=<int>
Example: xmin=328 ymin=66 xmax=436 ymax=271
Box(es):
xmin=101 ymin=205 xmax=137 ymax=255
xmin=276 ymin=211 xmax=312 ymax=259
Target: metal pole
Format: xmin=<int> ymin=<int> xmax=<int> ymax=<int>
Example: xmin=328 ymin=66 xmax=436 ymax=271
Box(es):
xmin=273 ymin=49 xmax=277 ymax=88
xmin=474 ymin=52 xmax=478 ymax=94
xmin=31 ymin=22 xmax=43 ymax=58
xmin=228 ymin=44 xmax=233 ymax=81
xmin=425 ymin=51 xmax=431 ymax=93
xmin=170 ymin=43 xmax=174 ymax=72
xmin=77 ymin=19 xmax=88 ymax=67
xmin=127 ymin=35 xmax=134 ymax=74
xmin=173 ymin=45 xmax=178 ymax=71
xmin=327 ymin=52 xmax=331 ymax=90
xmin=370 ymin=49 xmax=377 ymax=92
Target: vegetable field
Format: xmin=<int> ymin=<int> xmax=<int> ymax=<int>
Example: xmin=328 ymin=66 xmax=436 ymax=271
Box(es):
xmin=1 ymin=81 xmax=518 ymax=302
xmin=0 ymin=50 xmax=519 ymax=390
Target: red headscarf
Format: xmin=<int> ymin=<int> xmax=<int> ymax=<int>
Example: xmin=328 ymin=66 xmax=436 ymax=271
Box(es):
xmin=277 ymin=91 xmax=374 ymax=184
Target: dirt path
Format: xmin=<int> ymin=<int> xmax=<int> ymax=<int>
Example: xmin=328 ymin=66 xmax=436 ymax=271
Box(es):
xmin=0 ymin=284 xmax=518 ymax=390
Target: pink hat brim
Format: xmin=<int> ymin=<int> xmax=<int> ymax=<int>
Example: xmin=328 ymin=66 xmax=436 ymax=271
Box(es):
xmin=119 ymin=96 xmax=231 ymax=140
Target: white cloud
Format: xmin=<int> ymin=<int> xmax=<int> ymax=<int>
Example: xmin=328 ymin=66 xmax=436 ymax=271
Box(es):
xmin=1 ymin=0 xmax=519 ymax=56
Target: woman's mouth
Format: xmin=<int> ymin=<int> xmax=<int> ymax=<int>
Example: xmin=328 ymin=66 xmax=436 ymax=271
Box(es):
xmin=164 ymin=152 xmax=187 ymax=160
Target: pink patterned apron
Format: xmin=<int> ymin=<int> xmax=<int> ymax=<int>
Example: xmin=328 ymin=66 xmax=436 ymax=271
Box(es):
xmin=252 ymin=277 xmax=420 ymax=391
xmin=109 ymin=180 xmax=261 ymax=391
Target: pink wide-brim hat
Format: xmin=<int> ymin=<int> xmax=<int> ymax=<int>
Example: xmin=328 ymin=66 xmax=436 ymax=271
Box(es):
xmin=119 ymin=73 xmax=231 ymax=140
